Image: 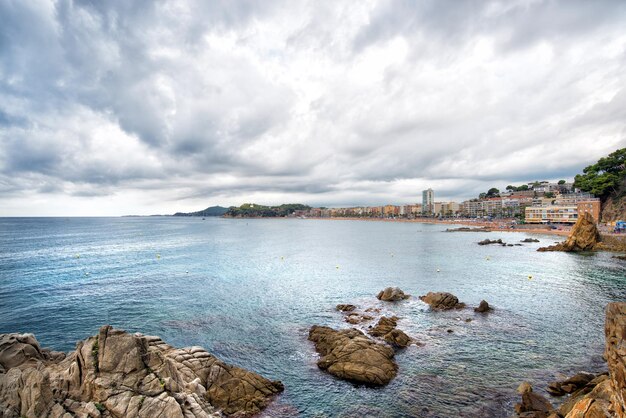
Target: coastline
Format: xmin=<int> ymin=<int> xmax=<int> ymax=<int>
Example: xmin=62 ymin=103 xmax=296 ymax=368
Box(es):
xmin=299 ymin=216 xmax=573 ymax=236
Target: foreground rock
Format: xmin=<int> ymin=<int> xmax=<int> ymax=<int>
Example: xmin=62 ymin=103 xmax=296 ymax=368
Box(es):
xmin=514 ymin=382 xmax=554 ymax=417
xmin=474 ymin=300 xmax=493 ymax=313
xmin=308 ymin=326 xmax=397 ymax=386
xmin=0 ymin=325 xmax=283 ymax=417
xmin=420 ymin=292 xmax=465 ymax=310
xmin=515 ymin=302 xmax=626 ymax=418
xmin=377 ymin=287 xmax=410 ymax=302
xmin=538 ymin=212 xmax=600 ymax=252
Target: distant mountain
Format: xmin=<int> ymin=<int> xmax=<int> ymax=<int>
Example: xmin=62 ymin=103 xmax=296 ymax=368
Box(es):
xmin=173 ymin=206 xmax=229 ymax=217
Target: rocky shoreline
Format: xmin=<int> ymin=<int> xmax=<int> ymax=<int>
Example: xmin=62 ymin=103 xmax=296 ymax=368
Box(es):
xmin=513 ymin=302 xmax=626 ymax=418
xmin=2 ymin=294 xmax=624 ymax=417
xmin=0 ymin=326 xmax=283 ymax=417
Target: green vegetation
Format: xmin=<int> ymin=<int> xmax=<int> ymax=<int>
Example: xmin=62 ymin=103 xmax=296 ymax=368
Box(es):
xmin=91 ymin=340 xmax=99 ymax=373
xmin=173 ymin=206 xmax=229 ymax=217
xmin=505 ymin=184 xmax=529 ymax=192
xmin=574 ymin=148 xmax=626 ymax=200
xmin=225 ymin=203 xmax=311 ymax=217
xmin=94 ymin=402 xmax=105 ymax=412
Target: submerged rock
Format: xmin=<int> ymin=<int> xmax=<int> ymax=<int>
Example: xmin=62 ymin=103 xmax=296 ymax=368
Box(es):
xmin=0 ymin=325 xmax=283 ymax=417
xmin=308 ymin=326 xmax=397 ymax=386
xmin=478 ymin=238 xmax=505 ymax=246
xmin=377 ymin=287 xmax=410 ymax=302
xmin=420 ymin=292 xmax=466 ymax=310
xmin=474 ymin=300 xmax=493 ymax=313
xmin=336 ymin=304 xmax=357 ymax=312
xmin=344 ymin=313 xmax=374 ymax=324
xmin=521 ymin=238 xmax=540 ymax=243
xmin=538 ymin=212 xmax=600 ymax=252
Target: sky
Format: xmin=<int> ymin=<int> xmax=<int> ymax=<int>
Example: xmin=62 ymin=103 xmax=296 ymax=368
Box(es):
xmin=1 ymin=0 xmax=625 ymax=216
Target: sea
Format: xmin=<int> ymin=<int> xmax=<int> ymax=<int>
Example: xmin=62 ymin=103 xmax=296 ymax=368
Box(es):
xmin=1 ymin=217 xmax=624 ymax=417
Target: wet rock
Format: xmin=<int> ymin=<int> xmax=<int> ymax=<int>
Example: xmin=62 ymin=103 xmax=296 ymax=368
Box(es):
xmin=336 ymin=304 xmax=356 ymax=312
xmin=478 ymin=238 xmax=504 ymax=246
xmin=538 ymin=212 xmax=600 ymax=252
xmin=308 ymin=325 xmax=397 ymax=386
xmin=548 ymin=372 xmax=596 ymax=396
xmin=368 ymin=317 xmax=398 ymax=337
xmin=344 ymin=313 xmax=374 ymax=324
xmin=474 ymin=300 xmax=493 ymax=313
xmin=383 ymin=329 xmax=412 ymax=348
xmin=521 ymin=238 xmax=540 ymax=243
xmin=515 ymin=382 xmax=553 ymax=417
xmin=613 ymin=254 xmax=626 ymax=261
xmin=0 ymin=325 xmax=283 ymax=417
xmin=376 ymin=287 xmax=410 ymax=302
xmin=420 ymin=292 xmax=466 ymax=310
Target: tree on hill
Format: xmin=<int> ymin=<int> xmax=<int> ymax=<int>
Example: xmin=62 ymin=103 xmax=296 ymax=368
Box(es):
xmin=558 ymin=179 xmax=566 ymax=185
xmin=486 ymin=187 xmax=500 ymax=197
xmin=574 ymin=148 xmax=626 ymax=199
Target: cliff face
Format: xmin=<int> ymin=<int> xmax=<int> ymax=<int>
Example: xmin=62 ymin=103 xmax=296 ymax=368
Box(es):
xmin=601 ymin=194 xmax=626 ymax=223
xmin=0 ymin=325 xmax=283 ymax=418
xmin=605 ymin=303 xmax=626 ymax=416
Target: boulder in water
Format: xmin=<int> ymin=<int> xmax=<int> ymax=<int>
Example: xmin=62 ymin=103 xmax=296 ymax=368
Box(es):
xmin=420 ymin=292 xmax=465 ymax=310
xmin=308 ymin=326 xmax=397 ymax=386
xmin=474 ymin=300 xmax=493 ymax=313
xmin=377 ymin=287 xmax=410 ymax=302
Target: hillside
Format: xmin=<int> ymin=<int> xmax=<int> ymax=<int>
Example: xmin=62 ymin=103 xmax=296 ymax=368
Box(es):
xmin=225 ymin=203 xmax=311 ymax=217
xmin=173 ymin=206 xmax=229 ymax=217
xmin=574 ymin=148 xmax=626 ymax=222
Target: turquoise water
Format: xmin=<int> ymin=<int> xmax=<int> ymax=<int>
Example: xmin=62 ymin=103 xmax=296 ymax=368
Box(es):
xmin=0 ymin=217 xmax=624 ymax=417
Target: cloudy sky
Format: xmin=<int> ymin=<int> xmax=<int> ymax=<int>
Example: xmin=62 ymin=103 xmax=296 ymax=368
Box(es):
xmin=1 ymin=0 xmax=625 ymax=216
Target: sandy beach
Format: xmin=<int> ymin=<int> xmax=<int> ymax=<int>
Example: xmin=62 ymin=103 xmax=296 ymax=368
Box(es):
xmin=303 ymin=216 xmax=573 ymax=236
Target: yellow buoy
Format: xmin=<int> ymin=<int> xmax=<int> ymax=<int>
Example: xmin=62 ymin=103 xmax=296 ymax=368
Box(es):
xmin=156 ymin=254 xmax=161 ymax=259
xmin=528 ymin=275 xmax=533 ymax=280
xmin=336 ymin=265 xmax=339 ymax=269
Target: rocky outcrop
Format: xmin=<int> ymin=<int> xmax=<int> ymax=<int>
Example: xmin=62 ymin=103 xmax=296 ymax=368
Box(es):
xmin=0 ymin=325 xmax=283 ymax=418
xmin=515 ymin=302 xmax=626 ymax=418
xmin=521 ymin=238 xmax=540 ymax=243
xmin=478 ymin=238 xmax=505 ymax=246
xmin=344 ymin=313 xmax=374 ymax=324
xmin=419 ymin=292 xmax=465 ymax=310
xmin=376 ymin=287 xmax=410 ymax=302
xmin=336 ymin=304 xmax=356 ymax=312
xmin=547 ymin=372 xmax=596 ymax=397
xmin=474 ymin=300 xmax=493 ymax=313
xmin=514 ymin=382 xmax=554 ymax=417
xmin=365 ymin=317 xmax=411 ymax=348
xmin=308 ymin=326 xmax=397 ymax=386
xmin=538 ymin=212 xmax=600 ymax=252
xmin=605 ymin=302 xmax=626 ymax=416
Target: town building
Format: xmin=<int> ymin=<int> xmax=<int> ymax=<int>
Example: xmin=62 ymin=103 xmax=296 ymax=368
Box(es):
xmin=422 ymin=188 xmax=434 ymax=215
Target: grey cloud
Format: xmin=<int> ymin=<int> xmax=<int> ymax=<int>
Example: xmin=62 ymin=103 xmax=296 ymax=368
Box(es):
xmin=0 ymin=0 xmax=625 ymax=215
